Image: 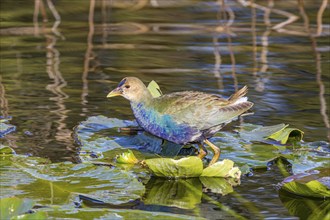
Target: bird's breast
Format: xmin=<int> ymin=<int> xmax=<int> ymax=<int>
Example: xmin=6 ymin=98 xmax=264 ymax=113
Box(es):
xmin=131 ymin=102 xmax=201 ymax=144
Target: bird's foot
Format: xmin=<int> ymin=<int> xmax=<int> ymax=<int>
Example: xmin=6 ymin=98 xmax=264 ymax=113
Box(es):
xmin=197 ymin=148 xmax=207 ymax=159
xmin=197 ymin=143 xmax=207 ymax=159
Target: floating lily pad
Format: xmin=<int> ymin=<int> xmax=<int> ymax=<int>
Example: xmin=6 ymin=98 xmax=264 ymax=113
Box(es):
xmin=75 ymin=116 xmax=328 ymax=180
xmin=0 ymin=197 xmax=46 ymax=220
xmin=239 ymin=124 xmax=288 ymax=142
xmin=267 ymin=127 xmax=304 ymax=144
xmin=75 ymin=116 xmax=315 ymax=178
xmin=211 ymin=124 xmax=330 ymax=174
xmin=279 ymin=189 xmax=330 ymax=220
xmin=279 ymin=169 xmax=330 ymax=198
xmin=1 ymin=150 xmax=145 ymax=205
xmin=282 ymin=179 xmax=330 ymax=198
xmin=0 ymin=146 xmax=205 ymax=219
xmin=113 ymin=150 xmax=242 ymax=179
xmin=114 ymin=150 xmax=240 ymax=203
xmin=116 ymin=149 xmax=139 ymax=164
xmin=201 ymin=159 xmax=241 ymax=179
xmin=144 ymin=156 xmax=203 ymax=178
xmin=0 ymin=145 xmax=16 ymax=155
xmin=239 ymin=123 xmax=303 ymax=144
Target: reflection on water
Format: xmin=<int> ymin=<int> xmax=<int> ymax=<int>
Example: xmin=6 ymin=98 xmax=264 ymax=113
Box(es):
xmin=0 ymin=0 xmax=329 ymax=219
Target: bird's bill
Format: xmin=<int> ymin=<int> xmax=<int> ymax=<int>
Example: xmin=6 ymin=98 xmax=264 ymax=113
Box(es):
xmin=106 ymin=87 xmax=122 ymax=98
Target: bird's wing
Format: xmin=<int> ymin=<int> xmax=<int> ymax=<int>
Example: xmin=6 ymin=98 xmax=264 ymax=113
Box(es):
xmin=151 ymin=89 xmax=253 ymax=130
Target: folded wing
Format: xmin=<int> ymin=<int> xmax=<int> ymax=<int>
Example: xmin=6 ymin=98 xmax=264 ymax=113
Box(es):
xmin=152 ymin=86 xmax=253 ymax=130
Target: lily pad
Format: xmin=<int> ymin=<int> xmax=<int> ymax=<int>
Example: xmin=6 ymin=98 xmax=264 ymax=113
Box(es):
xmin=279 ymin=189 xmax=330 ymax=220
xmin=267 ymin=127 xmax=304 ymax=144
xmin=201 ymin=159 xmax=241 ymax=179
xmin=144 ymin=156 xmax=203 ymax=178
xmin=281 ymin=180 xmax=330 ymax=198
xmin=279 ymin=169 xmax=330 ymax=198
xmin=0 ymin=197 xmax=46 ymax=220
xmin=116 ymin=149 xmax=139 ymax=164
xmin=0 ymin=145 xmax=16 ymax=155
xmin=0 ymin=146 xmax=205 ymax=219
xmin=141 ymin=153 xmax=242 ymax=179
xmin=211 ymin=124 xmax=329 ymax=174
xmin=239 ymin=123 xmax=303 ymax=144
xmin=1 ymin=152 xmax=145 ymax=205
xmin=147 ymin=80 xmax=163 ymax=98
xmin=239 ymin=124 xmax=288 ymax=142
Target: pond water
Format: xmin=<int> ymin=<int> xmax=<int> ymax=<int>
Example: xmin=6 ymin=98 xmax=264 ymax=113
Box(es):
xmin=1 ymin=0 xmax=329 ymax=219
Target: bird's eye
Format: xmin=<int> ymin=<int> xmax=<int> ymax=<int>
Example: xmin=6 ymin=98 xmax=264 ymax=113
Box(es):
xmin=125 ymin=85 xmax=130 ymax=89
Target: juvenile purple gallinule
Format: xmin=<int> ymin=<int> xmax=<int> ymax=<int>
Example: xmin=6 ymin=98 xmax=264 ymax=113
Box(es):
xmin=107 ymin=77 xmax=253 ymax=165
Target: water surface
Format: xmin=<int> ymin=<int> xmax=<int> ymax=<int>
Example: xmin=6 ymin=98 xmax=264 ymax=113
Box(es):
xmin=1 ymin=0 xmax=329 ymax=219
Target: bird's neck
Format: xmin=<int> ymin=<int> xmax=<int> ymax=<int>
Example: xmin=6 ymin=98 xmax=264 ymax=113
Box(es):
xmin=131 ymin=89 xmax=154 ymax=105
xmin=129 ymin=88 xmax=156 ymax=124
xmin=130 ymin=98 xmax=153 ymax=113
xmin=130 ymin=98 xmax=157 ymax=129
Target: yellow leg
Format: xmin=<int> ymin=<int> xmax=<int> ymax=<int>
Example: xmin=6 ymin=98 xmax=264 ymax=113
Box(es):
xmin=204 ymin=139 xmax=221 ymax=166
xmin=197 ymin=143 xmax=207 ymax=159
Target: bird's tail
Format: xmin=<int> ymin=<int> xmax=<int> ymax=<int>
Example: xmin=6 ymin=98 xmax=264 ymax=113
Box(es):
xmin=228 ymin=86 xmax=248 ymax=103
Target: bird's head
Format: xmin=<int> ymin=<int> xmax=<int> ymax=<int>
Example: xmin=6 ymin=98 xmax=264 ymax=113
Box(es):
xmin=107 ymin=77 xmax=152 ymax=103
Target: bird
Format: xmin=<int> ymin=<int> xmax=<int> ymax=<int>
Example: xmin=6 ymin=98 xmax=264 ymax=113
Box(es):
xmin=107 ymin=77 xmax=253 ymax=166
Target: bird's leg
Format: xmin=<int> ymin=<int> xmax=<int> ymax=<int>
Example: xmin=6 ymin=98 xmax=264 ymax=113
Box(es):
xmin=197 ymin=143 xmax=207 ymax=159
xmin=204 ymin=139 xmax=221 ymax=166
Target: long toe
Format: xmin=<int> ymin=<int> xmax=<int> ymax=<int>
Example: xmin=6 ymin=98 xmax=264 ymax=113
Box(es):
xmin=197 ymin=143 xmax=207 ymax=159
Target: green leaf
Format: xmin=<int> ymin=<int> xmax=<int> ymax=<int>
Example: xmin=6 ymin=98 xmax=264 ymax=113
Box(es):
xmin=116 ymin=150 xmax=139 ymax=164
xmin=280 ymin=169 xmax=330 ymax=198
xmin=144 ymin=157 xmax=242 ymax=179
xmin=267 ymin=127 xmax=304 ymax=144
xmin=215 ymin=124 xmax=328 ymax=174
xmin=0 ymin=197 xmax=34 ymax=220
xmin=0 ymin=145 xmax=16 ymax=155
xmin=147 ymin=80 xmax=162 ymax=98
xmin=1 ymin=155 xmax=145 ymax=205
xmin=201 ymin=159 xmax=241 ymax=179
xmin=279 ymin=189 xmax=330 ymax=220
xmin=144 ymin=156 xmax=203 ymax=178
xmin=239 ymin=124 xmax=288 ymax=142
xmin=239 ymin=123 xmax=304 ymax=144
xmin=281 ymin=179 xmax=330 ymax=198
